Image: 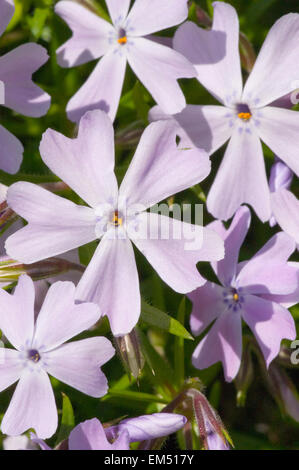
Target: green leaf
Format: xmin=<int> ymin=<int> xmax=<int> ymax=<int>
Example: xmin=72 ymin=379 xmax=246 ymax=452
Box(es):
xmin=79 ymin=240 xmax=98 ymax=266
xmin=27 ymin=8 xmax=50 ymax=40
xmin=174 ymin=298 xmax=186 ymax=387
xmin=102 ymin=390 xmax=168 ymax=405
xmin=55 ymin=393 xmax=75 ymax=446
xmin=141 ymin=299 xmax=193 ymax=340
xmin=132 ymin=81 xmax=150 ymax=124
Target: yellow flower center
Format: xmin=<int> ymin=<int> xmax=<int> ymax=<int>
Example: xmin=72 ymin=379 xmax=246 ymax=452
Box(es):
xmin=111 ymin=211 xmax=123 ymax=227
xmin=233 ymin=292 xmax=239 ymax=302
xmin=238 ymin=112 xmax=252 ymax=121
xmin=117 ymin=36 xmax=127 ymax=45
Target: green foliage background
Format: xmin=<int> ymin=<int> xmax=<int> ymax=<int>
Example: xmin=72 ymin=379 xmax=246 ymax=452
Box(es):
xmin=0 ymin=0 xmax=298 ymax=450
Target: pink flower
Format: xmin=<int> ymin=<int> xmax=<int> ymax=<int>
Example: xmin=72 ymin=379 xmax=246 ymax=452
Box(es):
xmin=150 ymin=1 xmax=299 ymax=222
xmin=5 ymin=110 xmax=224 ymax=336
xmin=0 ymin=0 xmax=50 ymax=173
xmin=0 ymin=274 xmax=114 ymax=438
xmin=55 ymin=0 xmax=196 ymax=122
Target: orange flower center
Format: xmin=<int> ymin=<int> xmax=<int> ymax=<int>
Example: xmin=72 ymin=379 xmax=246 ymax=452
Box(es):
xmin=117 ymin=36 xmax=127 ymax=45
xmin=238 ymin=112 xmax=252 ymax=121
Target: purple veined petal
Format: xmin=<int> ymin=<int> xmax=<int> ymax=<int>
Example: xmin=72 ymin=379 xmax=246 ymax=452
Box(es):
xmin=126 ymin=0 xmax=188 ymax=36
xmin=5 ymin=182 xmax=97 ymax=264
xmin=174 ymin=2 xmax=242 ymax=106
xmin=207 ymin=125 xmax=271 ymax=222
xmin=105 ymin=0 xmax=131 ymax=26
xmin=269 ymin=160 xmax=293 ymax=193
xmin=0 ymin=43 xmax=50 ymax=117
xmin=0 ymin=0 xmax=14 ymax=37
xmin=211 ymin=206 xmax=251 ymax=287
xmin=131 ymin=212 xmax=224 ymax=294
xmin=242 ymin=294 xmax=296 ymax=368
xmin=127 ymin=37 xmax=195 ymax=115
xmin=76 ymin=235 xmax=141 ymax=337
xmin=44 ymin=337 xmax=114 ymax=398
xmin=119 ymin=120 xmax=210 ymax=211
xmin=149 ymin=105 xmax=233 ymax=155
xmin=271 ymin=189 xmax=299 ymax=245
xmin=242 ymin=13 xmax=299 ymax=107
xmin=55 ymin=1 xmax=114 ymax=67
xmin=32 ymin=281 xmax=101 ymax=352
xmin=0 ymin=124 xmax=23 ymax=174
xmin=257 ymin=106 xmax=299 ymax=177
xmin=40 ymin=110 xmax=118 ymax=208
xmin=0 ymin=349 xmax=23 ymax=392
xmin=192 ymin=310 xmax=243 ymax=382
xmin=189 ymin=282 xmax=226 ymax=336
xmin=66 ymin=52 xmax=127 ymax=123
xmin=0 ymin=275 xmax=35 ymax=350
xmin=107 ymin=413 xmax=187 ymax=443
xmin=236 ymin=232 xmax=297 ymax=295
xmin=1 ymin=369 xmax=58 ymax=439
xmin=69 ymin=418 xmax=130 ymax=450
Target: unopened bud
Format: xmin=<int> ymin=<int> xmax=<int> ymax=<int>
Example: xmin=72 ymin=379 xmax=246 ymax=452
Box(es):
xmin=234 ymin=340 xmax=254 ymax=407
xmin=267 ymin=364 xmax=299 ymax=422
xmin=115 ymin=328 xmax=144 ymax=379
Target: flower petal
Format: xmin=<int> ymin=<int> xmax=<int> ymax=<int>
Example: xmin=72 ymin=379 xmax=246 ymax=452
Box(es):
xmin=0 ymin=349 xmax=23 ymax=392
xmin=242 ymin=295 xmax=296 ymax=368
xmin=105 ymin=0 xmax=130 ymax=26
xmin=55 ymin=1 xmax=113 ymax=67
xmin=75 ymin=235 xmax=140 ymax=336
xmin=44 ymin=337 xmax=114 ymax=397
xmin=0 ymin=125 xmax=23 ymax=174
xmin=0 ymin=275 xmax=35 ymax=350
xmin=1 ymin=369 xmax=58 ymax=439
xmin=207 ymin=126 xmax=271 ymax=222
xmin=127 ymin=37 xmax=195 ymax=115
xmin=174 ymin=2 xmax=242 ymax=105
xmin=192 ymin=311 xmax=242 ymax=382
xmin=107 ymin=413 xmax=187 ymax=443
xmin=69 ymin=418 xmax=129 ymax=450
xmin=257 ymin=106 xmax=299 ymax=177
xmin=33 ymin=281 xmax=101 ymax=352
xmin=40 ymin=110 xmax=118 ymax=208
xmin=131 ymin=212 xmax=224 ymax=293
xmin=0 ymin=0 xmax=14 ymax=36
xmin=66 ymin=52 xmax=127 ymax=123
xmin=5 ymin=182 xmax=96 ymax=264
xmin=149 ymin=105 xmax=232 ymax=155
xmin=211 ymin=206 xmax=251 ymax=286
xmin=237 ymin=232 xmax=297 ymax=295
xmin=243 ymin=13 xmax=299 ymax=107
xmin=0 ymin=43 xmax=50 ymax=117
xmin=119 ymin=120 xmax=210 ymax=210
xmin=127 ymin=0 xmax=188 ymax=36
xmin=189 ymin=282 xmax=226 ymax=336
xmin=271 ymin=189 xmax=299 ymax=245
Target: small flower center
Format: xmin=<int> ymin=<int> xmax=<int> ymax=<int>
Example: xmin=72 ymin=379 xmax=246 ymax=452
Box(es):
xmin=27 ymin=349 xmax=41 ymax=363
xmin=117 ymin=28 xmax=127 ymax=45
xmin=236 ymin=103 xmax=252 ymax=121
xmin=111 ymin=210 xmax=123 ymax=227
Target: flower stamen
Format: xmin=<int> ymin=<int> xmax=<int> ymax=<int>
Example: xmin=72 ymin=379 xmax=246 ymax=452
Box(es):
xmin=117 ymin=36 xmax=127 ymax=45
xmin=111 ymin=210 xmax=123 ymax=227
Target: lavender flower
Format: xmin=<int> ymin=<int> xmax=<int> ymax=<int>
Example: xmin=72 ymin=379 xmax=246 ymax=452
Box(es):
xmin=33 ymin=413 xmax=187 ymax=450
xmin=0 ymin=274 xmax=114 ymax=438
xmin=5 ymin=110 xmax=224 ymax=336
xmin=54 ymin=0 xmax=196 ymax=122
xmin=150 ymin=1 xmax=299 ymax=222
xmin=0 ymin=0 xmax=50 ymax=173
xmin=189 ymin=206 xmax=298 ymax=381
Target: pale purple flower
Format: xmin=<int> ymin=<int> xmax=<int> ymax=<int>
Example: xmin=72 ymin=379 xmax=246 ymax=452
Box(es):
xmin=0 ymin=274 xmax=114 ymax=438
xmin=150 ymin=1 xmax=299 ymax=222
xmin=33 ymin=413 xmax=187 ymax=450
xmin=3 ymin=435 xmax=38 ymax=451
xmin=268 ymin=161 xmax=299 ymax=247
xmin=189 ymin=206 xmax=298 ymax=382
xmin=0 ymin=0 xmax=50 ymax=173
xmin=5 ymin=110 xmax=224 ymax=336
xmin=54 ymin=0 xmax=196 ymax=122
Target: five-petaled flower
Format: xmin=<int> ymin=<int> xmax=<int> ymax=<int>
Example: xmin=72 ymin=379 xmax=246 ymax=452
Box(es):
xmin=150 ymin=1 xmax=299 ymax=222
xmin=0 ymin=274 xmax=114 ymax=438
xmin=188 ymin=206 xmax=299 ymax=382
xmin=54 ymin=0 xmax=196 ymax=122
xmin=5 ymin=110 xmax=224 ymax=336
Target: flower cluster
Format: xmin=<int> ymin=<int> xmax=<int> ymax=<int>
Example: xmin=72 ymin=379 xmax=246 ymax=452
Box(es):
xmin=0 ymin=0 xmax=298 ymax=451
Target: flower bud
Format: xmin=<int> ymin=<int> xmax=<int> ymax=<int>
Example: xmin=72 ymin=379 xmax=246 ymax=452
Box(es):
xmin=115 ymin=328 xmax=144 ymax=379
